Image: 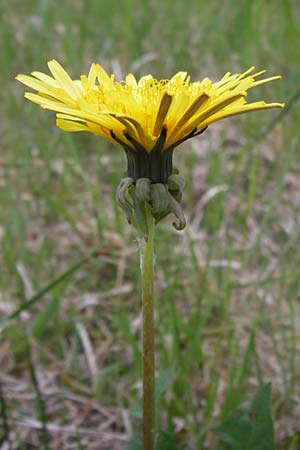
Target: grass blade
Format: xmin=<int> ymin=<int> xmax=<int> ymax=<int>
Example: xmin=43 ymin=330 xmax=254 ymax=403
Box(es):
xmin=0 ymin=249 xmax=98 ymax=328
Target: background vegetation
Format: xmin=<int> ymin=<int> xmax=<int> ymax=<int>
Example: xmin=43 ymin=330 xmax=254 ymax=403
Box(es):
xmin=1 ymin=0 xmax=299 ymax=449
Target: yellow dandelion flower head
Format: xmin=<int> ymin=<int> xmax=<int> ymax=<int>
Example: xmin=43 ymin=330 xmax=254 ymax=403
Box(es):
xmin=16 ymin=60 xmax=284 ymax=182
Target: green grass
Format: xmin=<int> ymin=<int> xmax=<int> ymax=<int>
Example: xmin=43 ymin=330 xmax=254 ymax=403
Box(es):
xmin=1 ymin=0 xmax=300 ymax=449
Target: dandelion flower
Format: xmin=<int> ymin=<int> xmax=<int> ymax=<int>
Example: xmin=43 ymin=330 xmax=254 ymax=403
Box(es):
xmin=16 ymin=61 xmax=283 ymax=183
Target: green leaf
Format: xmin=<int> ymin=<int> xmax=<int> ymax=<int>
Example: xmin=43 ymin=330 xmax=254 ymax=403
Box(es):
xmin=124 ymin=433 xmax=142 ymax=450
xmin=247 ymin=384 xmax=274 ymax=450
xmin=156 ymin=432 xmax=179 ymax=450
xmin=129 ymin=402 xmax=142 ymax=419
xmin=214 ymin=413 xmax=252 ymax=450
xmin=155 ymin=367 xmax=174 ymax=400
xmin=124 ymin=431 xmax=181 ymax=450
xmin=213 ymin=384 xmax=274 ymax=450
xmin=29 ymin=297 xmax=59 ymax=338
xmin=129 ymin=368 xmax=174 ymax=420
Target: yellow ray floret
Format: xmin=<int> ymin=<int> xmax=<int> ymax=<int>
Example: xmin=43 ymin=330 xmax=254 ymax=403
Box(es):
xmin=16 ymin=60 xmax=284 ymax=152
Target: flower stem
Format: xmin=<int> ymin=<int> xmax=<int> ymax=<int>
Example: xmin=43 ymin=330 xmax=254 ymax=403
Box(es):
xmin=140 ymin=203 xmax=155 ymax=450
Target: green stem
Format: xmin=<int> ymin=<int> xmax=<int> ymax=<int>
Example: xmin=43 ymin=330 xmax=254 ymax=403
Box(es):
xmin=140 ymin=203 xmax=155 ymax=450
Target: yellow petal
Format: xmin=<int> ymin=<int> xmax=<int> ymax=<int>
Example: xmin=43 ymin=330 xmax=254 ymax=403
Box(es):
xmin=251 ymin=75 xmax=282 ymax=87
xmin=181 ymin=94 xmax=245 ymax=138
xmin=168 ymin=93 xmax=209 ymax=141
xmin=199 ymin=102 xmax=284 ymax=128
xmin=153 ymin=93 xmax=173 ymax=137
xmin=48 ymin=60 xmax=80 ymax=99
xmin=95 ymin=64 xmax=112 ymax=86
xmin=16 ymin=74 xmax=57 ymax=97
xmin=56 ymin=119 xmax=89 ymax=131
xmin=31 ymin=71 xmax=59 ymax=88
xmin=87 ymin=63 xmax=98 ymax=87
xmin=125 ymin=73 xmax=138 ymax=88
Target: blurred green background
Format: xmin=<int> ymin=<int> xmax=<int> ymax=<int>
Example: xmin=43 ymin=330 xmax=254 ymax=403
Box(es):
xmin=1 ymin=1 xmax=300 ymax=449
